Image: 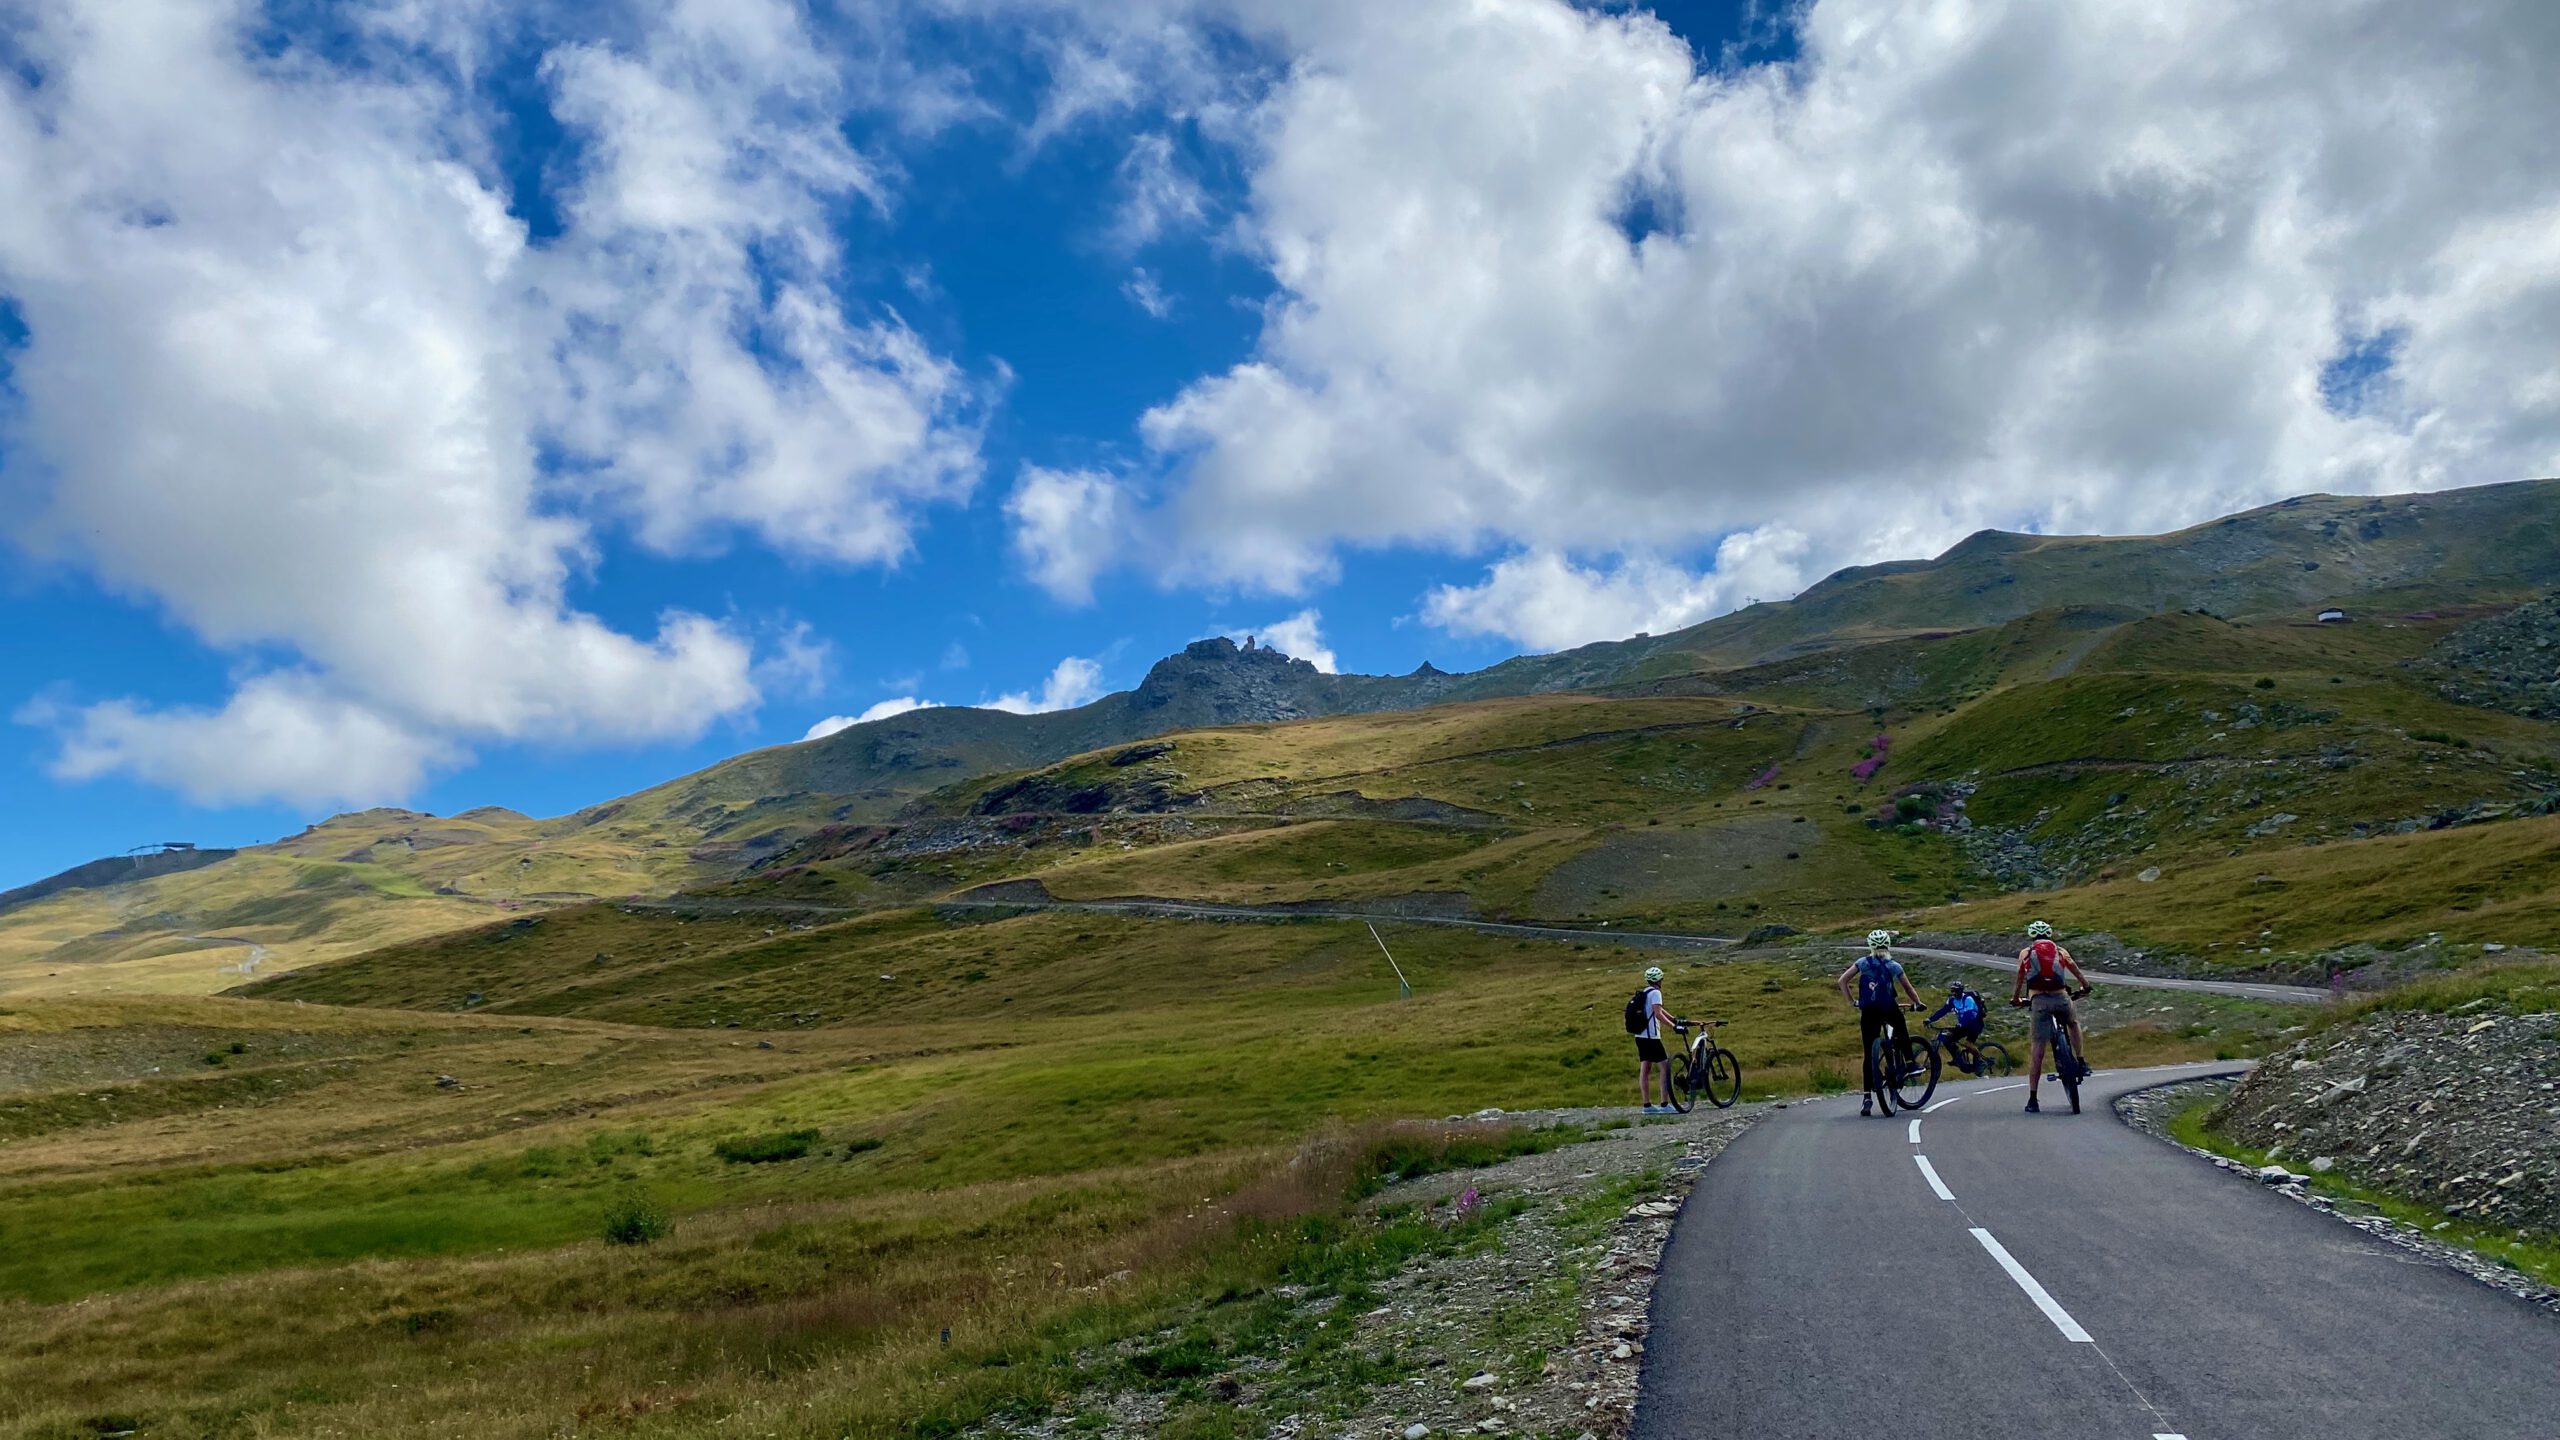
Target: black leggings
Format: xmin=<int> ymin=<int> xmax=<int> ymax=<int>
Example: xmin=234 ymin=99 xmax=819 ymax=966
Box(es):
xmin=1860 ymin=1005 xmax=1907 ymax=1090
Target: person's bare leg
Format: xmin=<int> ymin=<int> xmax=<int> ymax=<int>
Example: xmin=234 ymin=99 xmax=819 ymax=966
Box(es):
xmin=2026 ymin=1036 xmax=2046 ymax=1102
xmin=2066 ymin=1018 xmax=2088 ymax=1070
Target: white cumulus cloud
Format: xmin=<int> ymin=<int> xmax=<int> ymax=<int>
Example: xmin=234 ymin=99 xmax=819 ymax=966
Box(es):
xmin=1237 ymin=609 xmax=1338 ymax=672
xmin=0 ymin=0 xmax=984 ymax=808
xmin=802 ymin=696 xmax=941 ymax=741
xmin=987 ymin=657 xmax=1107 ymax=714
xmin=1424 ymin=529 xmax=1810 ymax=653
xmin=1006 ymin=466 xmax=1139 ymax=603
xmin=1123 ymin=267 xmax=1176 ymax=319
xmin=1109 ymin=131 xmax=1209 ymax=249
xmin=1042 ymin=0 xmax=2560 ymax=646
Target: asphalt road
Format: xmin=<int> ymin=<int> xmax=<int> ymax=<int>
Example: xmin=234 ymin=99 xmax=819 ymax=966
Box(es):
xmin=1637 ymin=1064 xmax=2560 ymax=1439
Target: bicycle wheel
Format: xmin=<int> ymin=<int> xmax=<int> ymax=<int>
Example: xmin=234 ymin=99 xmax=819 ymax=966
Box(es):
xmin=1975 ymin=1040 xmax=2013 ymax=1078
xmin=1703 ymin=1047 xmax=1742 ymax=1109
xmin=1664 ymin=1047 xmax=1697 ymax=1113
xmin=1866 ymin=1036 xmax=1896 ymax=1115
xmin=1888 ymin=1034 xmax=1940 ymax=1110
xmin=2054 ymin=1034 xmax=2081 ymax=1112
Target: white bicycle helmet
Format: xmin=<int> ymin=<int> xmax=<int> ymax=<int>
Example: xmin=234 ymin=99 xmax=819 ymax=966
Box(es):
xmin=2026 ymin=919 xmax=2054 ymax=940
xmin=1643 ymin=966 xmax=1664 ymax=983
xmin=1866 ymin=929 xmax=1893 ymax=951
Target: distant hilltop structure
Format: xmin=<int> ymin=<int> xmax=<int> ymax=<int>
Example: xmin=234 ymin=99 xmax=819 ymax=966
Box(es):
xmin=3 ymin=842 xmax=236 ymax=918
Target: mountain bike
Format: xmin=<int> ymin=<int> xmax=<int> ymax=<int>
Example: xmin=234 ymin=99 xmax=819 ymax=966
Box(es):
xmin=1932 ymin=1028 xmax=2013 ymax=1079
xmin=2020 ymin=989 xmax=2092 ymax=1113
xmin=2049 ymin=992 xmax=2091 ymax=1114
xmin=1865 ymin=1008 xmax=1939 ymax=1114
xmin=1665 ymin=1020 xmax=1742 ymax=1113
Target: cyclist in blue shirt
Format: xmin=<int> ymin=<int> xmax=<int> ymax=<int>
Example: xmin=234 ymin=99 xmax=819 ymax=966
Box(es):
xmin=1836 ymin=930 xmax=1925 ymax=1117
xmin=1928 ymin=981 xmax=1990 ymax=1075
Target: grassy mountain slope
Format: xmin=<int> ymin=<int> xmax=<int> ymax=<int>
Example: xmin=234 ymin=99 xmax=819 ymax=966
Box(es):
xmin=1592 ymin=478 xmax=2560 ymax=676
xmin=684 ymin=601 xmax=2555 ymax=948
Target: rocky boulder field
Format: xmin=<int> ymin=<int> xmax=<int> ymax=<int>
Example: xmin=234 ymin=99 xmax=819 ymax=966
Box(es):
xmin=2210 ymin=1004 xmax=2560 ymax=1238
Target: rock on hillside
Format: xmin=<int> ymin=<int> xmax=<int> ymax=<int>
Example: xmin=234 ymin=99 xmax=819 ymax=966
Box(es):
xmin=2414 ymin=596 xmax=2560 ymax=719
xmin=2212 ymin=1005 xmax=2560 ymax=1238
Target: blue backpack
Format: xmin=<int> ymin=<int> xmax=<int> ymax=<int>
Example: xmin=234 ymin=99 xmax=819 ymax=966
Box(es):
xmin=1856 ymin=956 xmax=1900 ymax=1007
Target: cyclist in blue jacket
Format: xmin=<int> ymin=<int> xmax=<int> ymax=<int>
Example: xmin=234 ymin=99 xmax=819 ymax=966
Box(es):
xmin=1928 ymin=982 xmax=1990 ymax=1074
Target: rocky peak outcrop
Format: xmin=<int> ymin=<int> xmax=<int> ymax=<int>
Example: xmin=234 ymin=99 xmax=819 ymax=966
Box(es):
xmin=1127 ymin=636 xmax=1338 ymax=726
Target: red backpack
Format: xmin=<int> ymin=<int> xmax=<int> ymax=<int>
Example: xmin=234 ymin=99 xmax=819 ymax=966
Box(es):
xmin=2026 ymin=938 xmax=2065 ymax=986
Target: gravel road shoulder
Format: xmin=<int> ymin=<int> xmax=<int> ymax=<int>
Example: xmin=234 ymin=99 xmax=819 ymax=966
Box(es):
xmin=970 ymin=1103 xmax=1760 ymax=1440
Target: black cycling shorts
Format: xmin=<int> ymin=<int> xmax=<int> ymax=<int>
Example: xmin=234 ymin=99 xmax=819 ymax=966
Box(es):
xmin=1634 ymin=1036 xmax=1668 ymax=1063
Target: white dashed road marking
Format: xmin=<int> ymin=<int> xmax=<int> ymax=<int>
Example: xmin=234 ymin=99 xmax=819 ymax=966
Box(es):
xmin=1925 ymin=1081 xmax=2023 ymax=1112
xmin=1914 ymin=1154 xmax=1955 ymax=1201
xmin=1971 ymin=1228 xmax=2093 ymax=1342
xmin=1908 ymin=1117 xmax=1923 ymax=1143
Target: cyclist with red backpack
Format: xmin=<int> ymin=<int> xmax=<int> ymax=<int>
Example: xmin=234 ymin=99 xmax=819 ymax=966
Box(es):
xmin=2011 ymin=920 xmax=2093 ymax=1113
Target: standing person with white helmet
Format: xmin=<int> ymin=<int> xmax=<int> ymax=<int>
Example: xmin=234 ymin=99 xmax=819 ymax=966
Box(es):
xmin=1625 ymin=964 xmax=1690 ymax=1114
xmin=1836 ymin=930 xmax=1925 ymax=1118
xmin=2011 ymin=919 xmax=2093 ymax=1113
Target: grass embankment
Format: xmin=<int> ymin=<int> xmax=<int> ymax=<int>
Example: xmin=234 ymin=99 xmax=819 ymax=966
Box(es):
xmin=2298 ymin=957 xmax=2560 ymax=1027
xmin=0 ymin=1109 xmax=1561 ymax=1440
xmin=2167 ymin=1091 xmax=2560 ymax=1293
xmin=1894 ymin=816 xmax=2560 ymax=967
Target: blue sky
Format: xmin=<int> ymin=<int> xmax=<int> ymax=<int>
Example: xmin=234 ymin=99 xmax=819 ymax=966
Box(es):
xmin=3 ymin=0 xmax=2550 ymax=886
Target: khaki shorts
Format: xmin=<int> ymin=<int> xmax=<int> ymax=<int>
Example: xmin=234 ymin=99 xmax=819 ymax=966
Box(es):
xmin=2030 ymin=990 xmax=2077 ymax=1046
